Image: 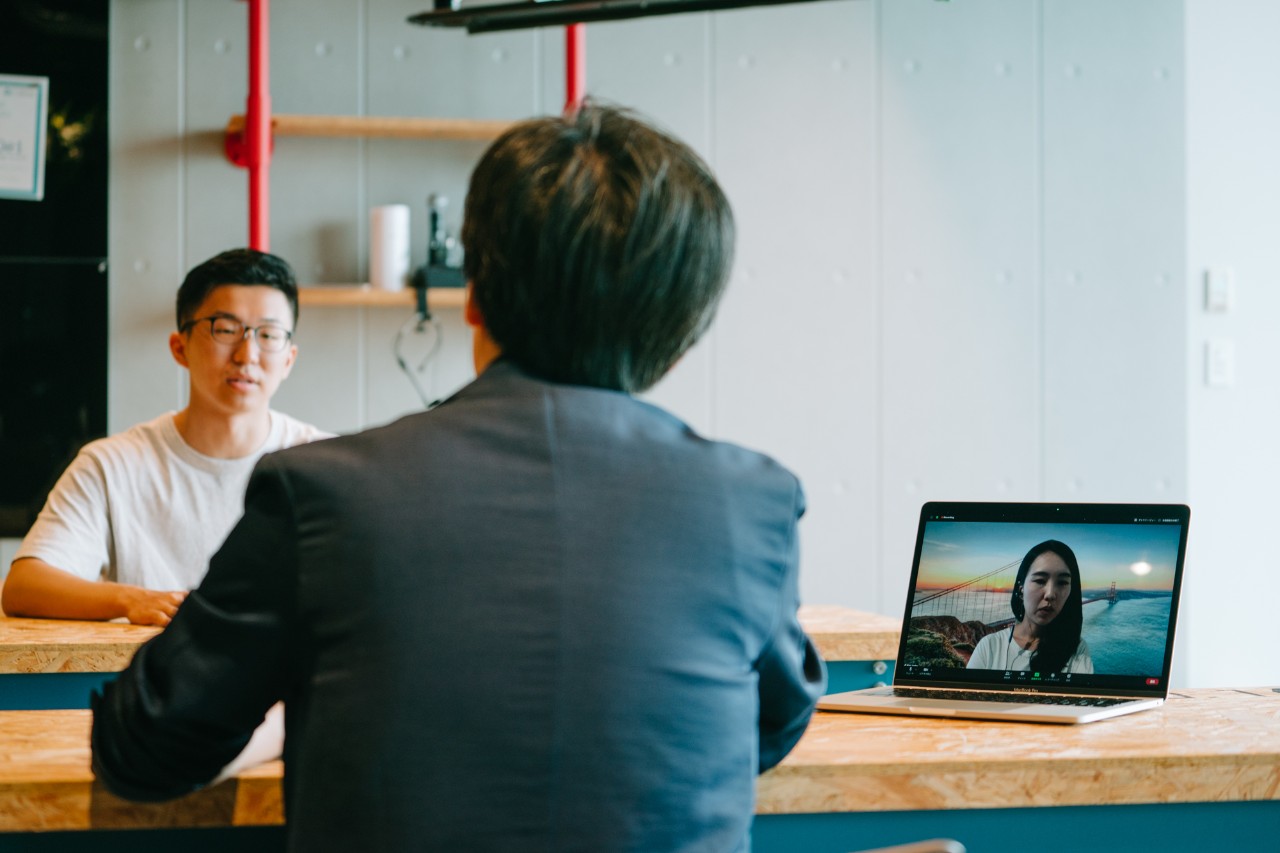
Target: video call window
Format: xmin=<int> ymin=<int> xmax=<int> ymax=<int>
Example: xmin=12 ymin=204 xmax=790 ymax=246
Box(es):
xmin=905 ymin=521 xmax=1181 ymax=679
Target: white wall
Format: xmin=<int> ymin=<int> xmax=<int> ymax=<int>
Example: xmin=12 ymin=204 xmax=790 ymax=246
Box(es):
xmin=103 ymin=0 xmax=1276 ymax=687
xmin=1184 ymin=0 xmax=1280 ymax=687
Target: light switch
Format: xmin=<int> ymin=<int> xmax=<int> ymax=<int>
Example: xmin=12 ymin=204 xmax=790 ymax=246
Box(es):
xmin=1206 ymin=339 xmax=1235 ymax=388
xmin=1205 ymin=268 xmax=1235 ymax=313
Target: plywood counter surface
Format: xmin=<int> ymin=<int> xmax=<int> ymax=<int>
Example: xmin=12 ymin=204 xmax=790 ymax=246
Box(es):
xmin=0 ymin=616 xmax=160 ymax=674
xmin=0 ymin=606 xmax=897 ymax=676
xmin=758 ymin=687 xmax=1280 ymax=814
xmin=0 ymin=710 xmax=280 ymax=831
xmin=797 ymin=605 xmax=899 ymax=662
xmin=3 ymin=689 xmax=1276 ymax=832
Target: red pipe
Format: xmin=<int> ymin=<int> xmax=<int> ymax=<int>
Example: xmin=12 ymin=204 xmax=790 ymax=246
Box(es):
xmin=246 ymin=0 xmax=271 ymax=251
xmin=565 ymin=23 xmax=585 ymax=112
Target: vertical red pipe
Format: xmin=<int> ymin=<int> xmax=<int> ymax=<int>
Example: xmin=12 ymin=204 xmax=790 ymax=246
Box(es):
xmin=565 ymin=23 xmax=585 ymax=112
xmin=246 ymin=0 xmax=271 ymax=251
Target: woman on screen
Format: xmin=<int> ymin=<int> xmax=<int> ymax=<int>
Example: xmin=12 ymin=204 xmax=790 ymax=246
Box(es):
xmin=967 ymin=539 xmax=1094 ymax=674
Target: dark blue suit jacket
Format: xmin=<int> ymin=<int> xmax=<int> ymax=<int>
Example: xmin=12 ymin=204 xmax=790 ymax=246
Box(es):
xmin=93 ymin=360 xmax=827 ymax=851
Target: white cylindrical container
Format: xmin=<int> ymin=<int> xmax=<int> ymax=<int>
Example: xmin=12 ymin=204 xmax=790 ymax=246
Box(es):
xmin=369 ymin=204 xmax=411 ymax=290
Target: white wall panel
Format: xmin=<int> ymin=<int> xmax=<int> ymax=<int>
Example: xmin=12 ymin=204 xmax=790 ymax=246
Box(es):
xmin=1041 ymin=0 xmax=1185 ymax=503
xmin=103 ymin=0 xmax=1210 ymax=667
xmin=109 ymin=0 xmax=187 ymax=432
xmin=1185 ymin=0 xmax=1280 ymax=687
xmin=713 ymin=3 xmax=878 ymax=609
xmin=566 ymin=17 xmax=720 ymax=436
xmin=879 ymin=0 xmax=1040 ymax=613
xmin=375 ymin=1 xmax=541 ymax=119
xmin=185 ymin=1 xmax=255 ymax=266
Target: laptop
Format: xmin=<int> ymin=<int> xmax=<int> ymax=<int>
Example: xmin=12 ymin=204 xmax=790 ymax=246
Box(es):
xmin=819 ymin=501 xmax=1190 ymax=724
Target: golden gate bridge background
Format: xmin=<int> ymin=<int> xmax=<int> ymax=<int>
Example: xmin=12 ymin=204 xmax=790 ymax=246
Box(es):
xmin=912 ymin=560 xmax=1118 ymax=629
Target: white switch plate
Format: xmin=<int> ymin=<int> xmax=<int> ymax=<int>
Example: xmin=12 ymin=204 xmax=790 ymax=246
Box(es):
xmin=1206 ymin=339 xmax=1235 ymax=387
xmin=1205 ymin=268 xmax=1235 ymax=312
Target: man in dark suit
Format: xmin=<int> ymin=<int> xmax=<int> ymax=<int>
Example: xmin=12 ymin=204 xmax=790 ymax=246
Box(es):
xmin=92 ymin=102 xmax=827 ymax=852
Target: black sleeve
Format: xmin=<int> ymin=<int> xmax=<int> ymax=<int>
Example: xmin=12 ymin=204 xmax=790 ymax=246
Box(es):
xmin=92 ymin=456 xmax=300 ymax=802
xmin=756 ymin=483 xmax=827 ymax=773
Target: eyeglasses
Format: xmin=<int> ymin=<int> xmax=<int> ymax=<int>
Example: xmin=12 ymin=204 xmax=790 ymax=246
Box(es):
xmin=181 ymin=316 xmax=294 ymax=353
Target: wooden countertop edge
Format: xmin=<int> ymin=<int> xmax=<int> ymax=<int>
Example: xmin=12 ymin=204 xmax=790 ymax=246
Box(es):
xmin=0 ymin=768 xmax=285 ymax=833
xmin=755 ymin=757 xmax=1280 ymax=814
xmin=0 ymin=644 xmax=145 ymax=674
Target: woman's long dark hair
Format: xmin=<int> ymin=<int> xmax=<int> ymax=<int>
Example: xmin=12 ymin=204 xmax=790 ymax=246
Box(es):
xmin=1011 ymin=540 xmax=1084 ymax=673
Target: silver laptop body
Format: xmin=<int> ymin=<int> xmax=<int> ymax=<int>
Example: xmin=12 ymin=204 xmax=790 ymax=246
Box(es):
xmin=819 ymin=502 xmax=1190 ymax=725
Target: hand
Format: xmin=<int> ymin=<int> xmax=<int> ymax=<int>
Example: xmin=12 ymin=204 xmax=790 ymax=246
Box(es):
xmin=121 ymin=587 xmax=188 ymax=626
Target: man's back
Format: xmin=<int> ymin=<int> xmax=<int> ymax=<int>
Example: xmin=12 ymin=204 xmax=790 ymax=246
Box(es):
xmin=95 ymin=362 xmax=824 ymax=851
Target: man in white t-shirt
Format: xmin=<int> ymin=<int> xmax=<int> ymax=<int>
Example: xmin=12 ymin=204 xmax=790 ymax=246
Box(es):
xmin=3 ymin=248 xmax=329 ymax=626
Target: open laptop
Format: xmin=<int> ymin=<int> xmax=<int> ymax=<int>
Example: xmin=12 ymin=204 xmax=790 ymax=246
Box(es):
xmin=819 ymin=501 xmax=1190 ymax=724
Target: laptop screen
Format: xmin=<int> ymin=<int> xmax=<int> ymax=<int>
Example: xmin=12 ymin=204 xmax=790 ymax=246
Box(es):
xmin=894 ymin=502 xmax=1189 ymax=697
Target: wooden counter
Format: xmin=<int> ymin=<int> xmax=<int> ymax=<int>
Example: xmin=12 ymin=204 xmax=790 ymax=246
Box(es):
xmin=760 ymin=686 xmax=1280 ymax=813
xmin=0 ymin=710 xmax=280 ymax=832
xmin=3 ymin=689 xmax=1275 ymax=835
xmin=798 ymin=605 xmax=899 ymax=663
xmin=0 ymin=606 xmax=896 ymax=675
xmin=0 ymin=617 xmax=159 ymax=674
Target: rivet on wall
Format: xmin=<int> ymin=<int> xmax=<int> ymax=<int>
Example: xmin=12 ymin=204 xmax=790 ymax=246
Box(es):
xmin=214 ymin=39 xmax=231 ymax=55
xmin=1064 ymin=63 xmax=1081 ymax=78
xmin=831 ymin=58 xmax=848 ymax=72
xmin=1067 ymin=477 xmax=1082 ymax=493
xmin=995 ymin=269 xmax=1012 ymax=285
xmin=996 ymin=478 xmax=1011 ymax=493
xmin=392 ymin=45 xmax=408 ymax=61
xmin=831 ymin=480 xmax=848 ymax=496
xmin=830 ymin=269 xmax=848 ymax=284
xmin=1156 ymin=272 xmax=1172 ymax=288
xmin=1154 ymin=67 xmax=1170 ymax=82
xmin=737 ymin=55 xmax=755 ymax=70
xmin=133 ymin=36 xmax=150 ymax=52
xmin=315 ymin=42 xmax=332 ymax=58
xmin=491 ymin=48 xmax=508 ymax=63
xmin=1155 ymin=478 xmax=1170 ymax=492
xmin=904 ymin=268 xmax=920 ymax=285
xmin=1064 ymin=270 xmax=1080 ymax=286
xmin=995 ymin=61 xmax=1010 ymax=76
xmin=662 ymin=53 xmax=680 ymax=67
xmin=903 ymin=59 xmax=920 ymax=74
xmin=905 ymin=480 xmax=920 ymax=495
xmin=133 ymin=258 xmax=150 ymax=273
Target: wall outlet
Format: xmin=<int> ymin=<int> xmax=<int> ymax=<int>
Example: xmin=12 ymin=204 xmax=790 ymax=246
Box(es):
xmin=1205 ymin=339 xmax=1235 ymax=387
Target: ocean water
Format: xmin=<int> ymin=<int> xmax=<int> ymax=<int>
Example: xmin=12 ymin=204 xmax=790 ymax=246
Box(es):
xmin=911 ymin=591 xmax=1173 ymax=676
xmin=1080 ymin=595 xmax=1172 ymax=675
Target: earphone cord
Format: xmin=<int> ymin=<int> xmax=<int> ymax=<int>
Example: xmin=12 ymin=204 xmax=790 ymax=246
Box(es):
xmin=392 ymin=311 xmax=442 ymax=410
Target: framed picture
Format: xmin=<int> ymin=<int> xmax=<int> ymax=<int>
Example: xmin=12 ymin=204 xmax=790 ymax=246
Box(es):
xmin=0 ymin=74 xmax=49 ymax=201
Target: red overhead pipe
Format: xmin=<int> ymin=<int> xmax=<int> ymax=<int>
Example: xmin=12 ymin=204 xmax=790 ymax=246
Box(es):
xmin=565 ymin=23 xmax=585 ymax=112
xmin=245 ymin=0 xmax=271 ymax=251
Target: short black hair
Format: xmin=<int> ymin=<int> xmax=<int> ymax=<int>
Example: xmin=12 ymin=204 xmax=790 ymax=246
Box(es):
xmin=463 ymin=102 xmax=734 ymax=393
xmin=175 ymin=248 xmax=299 ymax=330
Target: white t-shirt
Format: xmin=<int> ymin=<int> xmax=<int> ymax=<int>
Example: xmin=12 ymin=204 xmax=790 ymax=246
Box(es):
xmin=15 ymin=411 xmax=330 ymax=591
xmin=966 ymin=626 xmax=1094 ymax=674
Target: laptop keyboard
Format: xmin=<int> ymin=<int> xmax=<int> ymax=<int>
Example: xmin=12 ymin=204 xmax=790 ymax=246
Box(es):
xmin=888 ymin=687 xmax=1130 ymax=707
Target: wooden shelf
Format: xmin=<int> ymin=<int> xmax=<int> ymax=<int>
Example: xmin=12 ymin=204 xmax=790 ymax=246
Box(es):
xmin=226 ymin=113 xmax=513 ymax=141
xmin=299 ymin=285 xmax=465 ymax=309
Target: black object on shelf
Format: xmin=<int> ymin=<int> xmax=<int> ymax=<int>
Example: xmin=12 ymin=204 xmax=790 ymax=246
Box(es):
xmin=408 ymin=0 xmax=839 ymax=33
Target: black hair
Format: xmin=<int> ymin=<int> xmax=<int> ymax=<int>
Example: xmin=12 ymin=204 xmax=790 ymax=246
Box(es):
xmin=175 ymin=248 xmax=299 ymax=330
xmin=462 ymin=101 xmax=734 ymax=393
xmin=1011 ymin=539 xmax=1085 ymax=674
